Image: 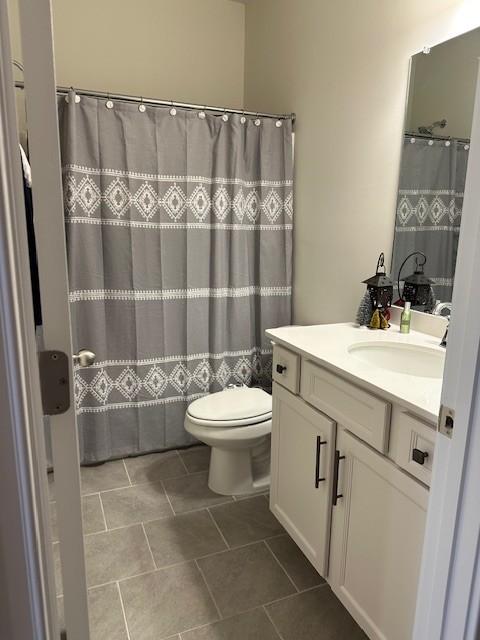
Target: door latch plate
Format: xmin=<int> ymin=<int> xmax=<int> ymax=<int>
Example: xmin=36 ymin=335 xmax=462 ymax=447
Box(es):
xmin=38 ymin=350 xmax=71 ymax=415
xmin=438 ymin=404 xmax=454 ymax=439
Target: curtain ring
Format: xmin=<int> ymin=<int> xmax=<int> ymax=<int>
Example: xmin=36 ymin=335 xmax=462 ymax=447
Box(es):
xmin=66 ymin=87 xmax=80 ymax=104
xmin=106 ymin=93 xmax=114 ymax=109
xmin=254 ymin=112 xmax=261 ymax=127
xmin=198 ymin=107 xmax=206 ymax=119
xmin=240 ymin=110 xmax=246 ymax=125
xmin=169 ymin=100 xmax=177 ymax=116
xmin=222 ymin=108 xmax=229 ymax=122
xmin=138 ymin=97 xmax=146 ymax=113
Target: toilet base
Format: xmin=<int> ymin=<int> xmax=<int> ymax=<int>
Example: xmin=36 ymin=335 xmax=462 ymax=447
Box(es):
xmin=208 ymin=436 xmax=271 ymax=496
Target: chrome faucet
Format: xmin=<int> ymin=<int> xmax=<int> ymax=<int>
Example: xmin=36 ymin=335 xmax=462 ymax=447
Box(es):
xmin=433 ymin=301 xmax=452 ymax=347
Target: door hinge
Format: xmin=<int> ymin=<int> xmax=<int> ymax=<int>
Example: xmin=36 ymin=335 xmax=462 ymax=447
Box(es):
xmin=38 ymin=350 xmax=71 ymax=415
xmin=438 ymin=404 xmax=454 ymax=439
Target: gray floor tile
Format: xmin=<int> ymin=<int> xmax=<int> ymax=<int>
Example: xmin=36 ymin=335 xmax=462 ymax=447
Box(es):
xmin=196 ymin=542 xmax=296 ymax=617
xmin=178 ymin=446 xmax=211 ymax=473
xmin=266 ymin=586 xmax=368 ymax=640
xmin=120 ymin=562 xmax=218 ymax=639
xmin=124 ymin=451 xmax=186 ymax=485
xmin=82 ymin=494 xmax=108 ymax=535
xmin=233 ymin=490 xmax=269 ymax=501
xmin=81 ymin=460 xmax=130 ymax=495
xmin=144 ymin=510 xmax=227 ymax=568
xmin=57 ymin=583 xmax=128 ymax=640
xmin=101 ymin=481 xmax=172 ymax=529
xmin=209 ymin=496 xmax=284 ymax=547
xmin=85 ymin=524 xmax=154 ymax=587
xmin=181 ymin=607 xmax=280 ymax=640
xmin=50 ymin=494 xmax=106 ymax=543
xmin=266 ymin=534 xmax=325 ymax=591
xmin=163 ymin=472 xmax=233 ymax=514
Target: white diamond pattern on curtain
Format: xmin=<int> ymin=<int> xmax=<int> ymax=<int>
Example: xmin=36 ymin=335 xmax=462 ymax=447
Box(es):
xmin=58 ymin=93 xmax=293 ymax=463
xmin=63 ymin=172 xmax=293 ymax=229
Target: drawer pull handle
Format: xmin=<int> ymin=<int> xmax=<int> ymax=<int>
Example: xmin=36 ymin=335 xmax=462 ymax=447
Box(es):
xmin=276 ymin=364 xmax=287 ymax=374
xmin=315 ymin=437 xmax=327 ymax=487
xmin=412 ymin=448 xmax=429 ymax=465
xmin=332 ymin=450 xmax=345 ymax=506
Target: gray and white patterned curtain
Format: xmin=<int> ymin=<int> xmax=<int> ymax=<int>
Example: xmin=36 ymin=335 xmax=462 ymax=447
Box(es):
xmin=57 ymin=93 xmax=293 ymax=464
xmin=392 ymin=137 xmax=469 ymax=302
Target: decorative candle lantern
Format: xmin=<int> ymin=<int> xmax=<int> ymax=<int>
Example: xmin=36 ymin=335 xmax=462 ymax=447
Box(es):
xmin=397 ymin=252 xmax=434 ymax=307
xmin=362 ymin=253 xmax=393 ymax=310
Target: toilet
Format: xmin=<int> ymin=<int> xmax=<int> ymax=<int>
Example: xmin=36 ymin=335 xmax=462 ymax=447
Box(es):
xmin=184 ymin=386 xmax=272 ymax=496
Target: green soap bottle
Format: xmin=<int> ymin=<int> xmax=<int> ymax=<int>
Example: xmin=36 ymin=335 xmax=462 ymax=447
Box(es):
xmin=400 ymin=301 xmax=411 ymax=334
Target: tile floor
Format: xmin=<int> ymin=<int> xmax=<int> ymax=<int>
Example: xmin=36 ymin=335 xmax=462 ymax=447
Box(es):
xmin=50 ymin=446 xmax=367 ymax=640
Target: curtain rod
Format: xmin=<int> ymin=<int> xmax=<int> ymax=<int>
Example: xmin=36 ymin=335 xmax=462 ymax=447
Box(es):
xmin=14 ymin=81 xmax=296 ymax=124
xmin=404 ymin=131 xmax=470 ymax=144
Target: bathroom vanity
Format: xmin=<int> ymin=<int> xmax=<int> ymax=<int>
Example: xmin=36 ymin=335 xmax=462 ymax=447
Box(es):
xmin=266 ymin=322 xmax=444 ymax=640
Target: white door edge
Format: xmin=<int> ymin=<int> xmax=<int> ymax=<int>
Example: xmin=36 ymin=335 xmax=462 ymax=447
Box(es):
xmin=16 ymin=0 xmax=90 ymax=638
xmin=0 ymin=0 xmax=57 ymax=637
xmin=413 ymin=61 xmax=480 ymax=640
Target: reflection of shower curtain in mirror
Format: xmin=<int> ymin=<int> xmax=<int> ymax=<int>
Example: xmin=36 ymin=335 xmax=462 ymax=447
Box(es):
xmin=392 ymin=137 xmax=469 ymax=303
xmin=57 ymin=93 xmax=293 ymax=464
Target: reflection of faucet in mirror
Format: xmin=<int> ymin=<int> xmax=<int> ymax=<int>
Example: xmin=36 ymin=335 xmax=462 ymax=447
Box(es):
xmin=433 ymin=301 xmax=451 ymax=347
xmin=418 ymin=119 xmax=447 ymax=136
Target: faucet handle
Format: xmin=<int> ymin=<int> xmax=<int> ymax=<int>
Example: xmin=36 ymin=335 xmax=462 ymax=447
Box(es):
xmin=440 ymin=320 xmax=449 ymax=348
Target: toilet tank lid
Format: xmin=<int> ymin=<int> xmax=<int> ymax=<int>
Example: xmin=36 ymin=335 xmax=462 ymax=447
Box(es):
xmin=187 ymin=386 xmax=272 ymax=422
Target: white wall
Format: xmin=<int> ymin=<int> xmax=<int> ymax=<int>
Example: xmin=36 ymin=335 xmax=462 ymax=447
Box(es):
xmin=408 ymin=27 xmax=480 ymax=139
xmin=244 ymin=0 xmax=480 ymax=324
xmin=9 ymin=0 xmax=245 ymax=107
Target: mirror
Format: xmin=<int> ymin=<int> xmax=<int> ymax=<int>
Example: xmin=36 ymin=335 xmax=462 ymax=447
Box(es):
xmin=391 ymin=28 xmax=480 ymax=313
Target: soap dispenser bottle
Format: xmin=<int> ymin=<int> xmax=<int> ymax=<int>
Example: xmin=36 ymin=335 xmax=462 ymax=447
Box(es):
xmin=400 ymin=301 xmax=411 ymax=334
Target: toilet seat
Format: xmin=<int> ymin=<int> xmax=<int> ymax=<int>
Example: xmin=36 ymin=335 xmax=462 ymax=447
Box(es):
xmin=186 ymin=386 xmax=272 ymax=428
xmin=186 ymin=412 xmax=272 ymax=428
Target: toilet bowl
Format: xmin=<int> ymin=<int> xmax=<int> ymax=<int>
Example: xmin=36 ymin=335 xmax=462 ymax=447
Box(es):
xmin=184 ymin=386 xmax=272 ymax=496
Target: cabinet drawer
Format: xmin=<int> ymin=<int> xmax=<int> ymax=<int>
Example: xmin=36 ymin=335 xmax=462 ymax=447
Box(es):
xmin=389 ymin=409 xmax=435 ymax=487
xmin=300 ymin=360 xmax=390 ymax=453
xmin=272 ymin=344 xmax=300 ymax=394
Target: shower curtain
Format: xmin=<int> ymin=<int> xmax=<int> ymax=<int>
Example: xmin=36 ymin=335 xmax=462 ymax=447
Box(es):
xmin=392 ymin=136 xmax=469 ymax=302
xmin=57 ymin=93 xmax=293 ymax=463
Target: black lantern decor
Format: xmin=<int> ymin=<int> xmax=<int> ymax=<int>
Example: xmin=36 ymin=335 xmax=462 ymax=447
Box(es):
xmin=397 ymin=252 xmax=434 ymax=307
xmin=362 ymin=253 xmax=393 ymax=311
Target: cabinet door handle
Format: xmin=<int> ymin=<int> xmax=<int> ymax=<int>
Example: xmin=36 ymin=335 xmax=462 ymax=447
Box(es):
xmin=315 ymin=437 xmax=327 ymax=488
xmin=412 ymin=448 xmax=429 ymax=465
xmin=276 ymin=364 xmax=287 ymax=374
xmin=332 ymin=450 xmax=345 ymax=506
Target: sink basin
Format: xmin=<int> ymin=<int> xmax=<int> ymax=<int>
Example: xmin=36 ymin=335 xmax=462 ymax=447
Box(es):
xmin=348 ymin=341 xmax=445 ymax=379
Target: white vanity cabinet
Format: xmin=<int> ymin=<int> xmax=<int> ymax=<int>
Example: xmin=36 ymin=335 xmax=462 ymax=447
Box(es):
xmin=270 ymin=382 xmax=335 ymax=575
xmin=269 ymin=341 xmax=436 ymax=640
xmin=329 ymin=428 xmax=428 ymax=640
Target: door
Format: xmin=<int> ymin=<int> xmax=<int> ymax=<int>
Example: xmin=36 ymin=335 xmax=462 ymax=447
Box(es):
xmin=13 ymin=0 xmax=90 ymax=638
xmin=270 ymin=382 xmax=335 ymax=576
xmin=413 ymin=60 xmax=480 ymax=640
xmin=329 ymin=428 xmax=429 ymax=640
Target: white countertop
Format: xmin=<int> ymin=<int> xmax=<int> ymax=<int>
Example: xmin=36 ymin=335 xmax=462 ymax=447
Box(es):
xmin=266 ymin=323 xmax=443 ymax=424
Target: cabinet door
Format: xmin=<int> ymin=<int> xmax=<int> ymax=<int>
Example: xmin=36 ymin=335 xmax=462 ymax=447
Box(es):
xmin=270 ymin=382 xmax=335 ymax=576
xmin=329 ymin=428 xmax=429 ymax=640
